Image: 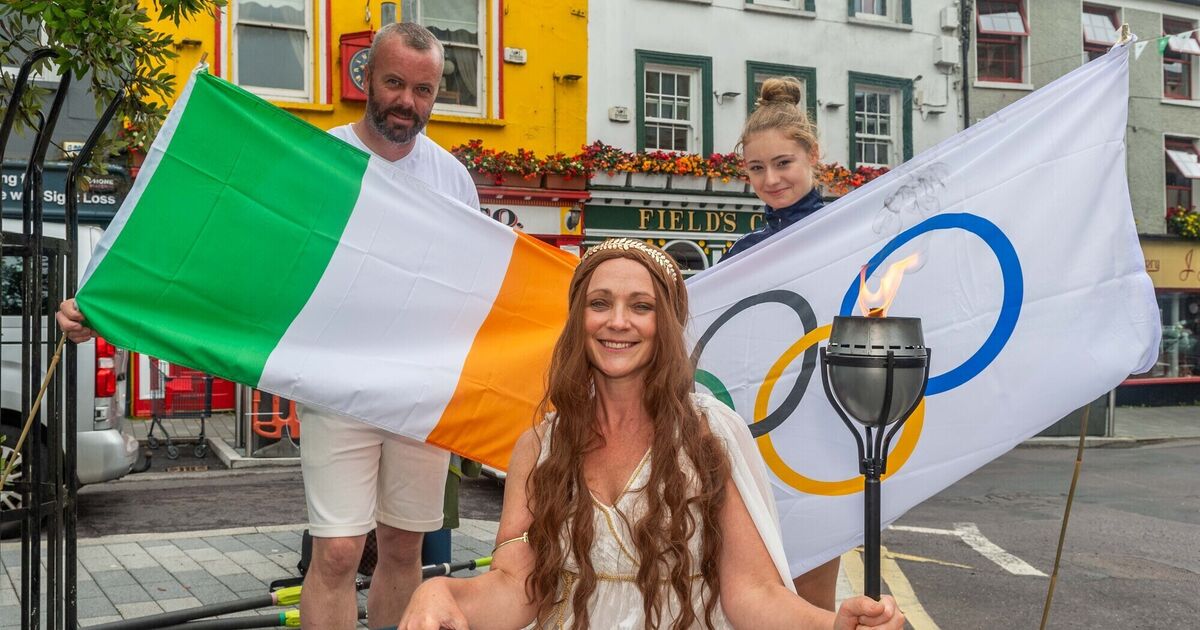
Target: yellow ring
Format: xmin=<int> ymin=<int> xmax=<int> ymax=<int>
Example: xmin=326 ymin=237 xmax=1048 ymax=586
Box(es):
xmin=752 ymin=324 xmax=925 ymax=496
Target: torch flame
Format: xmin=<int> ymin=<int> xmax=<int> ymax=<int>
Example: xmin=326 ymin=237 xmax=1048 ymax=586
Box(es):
xmin=858 ymin=252 xmax=921 ymax=317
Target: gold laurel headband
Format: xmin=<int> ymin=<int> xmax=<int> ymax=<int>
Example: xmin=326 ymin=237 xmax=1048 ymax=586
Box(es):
xmin=581 ymin=238 xmax=679 ymax=282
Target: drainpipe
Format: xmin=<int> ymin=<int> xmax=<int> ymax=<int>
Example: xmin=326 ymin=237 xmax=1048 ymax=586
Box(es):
xmin=960 ymin=0 xmax=972 ymax=129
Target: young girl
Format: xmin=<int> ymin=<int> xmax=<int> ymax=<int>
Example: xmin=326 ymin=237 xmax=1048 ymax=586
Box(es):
xmin=719 ymin=76 xmax=841 ymax=610
xmin=725 ymin=77 xmax=824 ymax=261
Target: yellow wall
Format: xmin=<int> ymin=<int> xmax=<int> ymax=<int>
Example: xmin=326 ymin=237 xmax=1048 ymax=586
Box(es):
xmin=147 ymin=0 xmax=587 ymax=155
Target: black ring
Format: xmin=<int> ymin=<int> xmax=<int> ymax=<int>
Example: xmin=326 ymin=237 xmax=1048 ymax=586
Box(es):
xmin=690 ymin=290 xmax=818 ymax=437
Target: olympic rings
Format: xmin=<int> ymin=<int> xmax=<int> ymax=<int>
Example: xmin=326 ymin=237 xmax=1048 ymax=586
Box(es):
xmin=691 ymin=213 xmax=1019 ymax=495
xmin=690 ymin=290 xmax=818 ymax=437
xmin=839 ymin=213 xmax=1023 ymax=396
xmin=752 ymin=324 xmax=925 ymax=495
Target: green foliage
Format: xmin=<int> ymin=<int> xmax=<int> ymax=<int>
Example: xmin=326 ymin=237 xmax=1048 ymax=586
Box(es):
xmin=0 ymin=0 xmax=225 ymax=172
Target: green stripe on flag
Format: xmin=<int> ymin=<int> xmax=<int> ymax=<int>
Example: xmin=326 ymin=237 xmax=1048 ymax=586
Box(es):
xmin=77 ymin=73 xmax=369 ymax=386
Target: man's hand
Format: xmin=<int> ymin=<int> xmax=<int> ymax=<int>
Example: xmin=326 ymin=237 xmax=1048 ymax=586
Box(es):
xmin=397 ymin=578 xmax=470 ymax=630
xmin=56 ymin=298 xmax=97 ymax=343
xmin=834 ymin=595 xmax=906 ymax=630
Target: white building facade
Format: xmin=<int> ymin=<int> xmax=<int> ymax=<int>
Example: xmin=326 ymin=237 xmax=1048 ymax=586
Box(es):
xmin=582 ymin=0 xmax=968 ymax=274
xmin=587 ymin=0 xmax=965 ymax=169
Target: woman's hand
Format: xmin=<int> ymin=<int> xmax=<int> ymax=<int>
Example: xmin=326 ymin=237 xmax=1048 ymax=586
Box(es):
xmin=834 ymin=595 xmax=906 ymax=630
xmin=56 ymin=298 xmax=96 ymax=343
xmin=398 ymin=578 xmax=470 ymax=630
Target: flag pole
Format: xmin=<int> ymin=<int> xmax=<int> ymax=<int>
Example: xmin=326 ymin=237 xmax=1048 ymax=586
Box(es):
xmin=1038 ymin=403 xmax=1091 ymax=630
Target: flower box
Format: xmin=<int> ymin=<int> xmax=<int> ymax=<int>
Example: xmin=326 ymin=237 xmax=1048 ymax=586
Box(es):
xmin=545 ymin=173 xmax=587 ymax=190
xmin=669 ymin=175 xmax=709 ymax=192
xmin=476 ymin=173 xmax=543 ymax=188
xmin=590 ymin=171 xmax=628 ymax=188
xmin=710 ymin=178 xmax=747 ymax=194
xmin=629 ymin=172 xmax=669 ymax=189
xmin=504 ymin=174 xmax=544 ymax=188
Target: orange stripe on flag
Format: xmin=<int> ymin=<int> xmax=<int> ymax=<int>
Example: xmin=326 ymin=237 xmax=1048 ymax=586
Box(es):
xmin=427 ymin=232 xmax=577 ymax=470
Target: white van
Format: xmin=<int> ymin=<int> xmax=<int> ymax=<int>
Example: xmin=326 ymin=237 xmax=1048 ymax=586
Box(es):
xmin=1 ymin=221 xmax=138 ymax=531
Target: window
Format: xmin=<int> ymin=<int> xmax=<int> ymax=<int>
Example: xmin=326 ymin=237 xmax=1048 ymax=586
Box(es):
xmin=976 ymin=0 xmax=1028 ymax=83
xmin=746 ymin=61 xmax=817 ymax=124
xmin=855 ymin=89 xmax=894 ymax=166
xmin=1130 ymin=292 xmax=1200 ymax=380
xmin=1165 ymin=138 xmax=1199 ymax=213
xmin=1082 ymin=6 xmax=1119 ymax=62
xmin=664 ymin=241 xmax=708 ymax=275
xmin=234 ymin=0 xmax=311 ymax=100
xmin=750 ymin=0 xmax=809 ymax=10
xmin=636 ymin=51 xmax=713 ymax=155
xmin=403 ymin=0 xmax=485 ymax=115
xmin=849 ymin=0 xmax=910 ymax=24
xmin=1163 ymin=17 xmax=1199 ymax=100
xmin=644 ymin=68 xmax=698 ymax=152
xmin=849 ymin=73 xmax=912 ymax=169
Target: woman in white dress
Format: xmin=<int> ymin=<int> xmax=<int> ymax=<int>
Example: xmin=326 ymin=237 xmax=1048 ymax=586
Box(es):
xmin=399 ymin=239 xmax=904 ymax=630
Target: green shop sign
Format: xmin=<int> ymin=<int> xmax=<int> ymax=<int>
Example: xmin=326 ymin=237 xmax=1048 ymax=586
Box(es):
xmin=586 ymin=205 xmax=764 ymax=235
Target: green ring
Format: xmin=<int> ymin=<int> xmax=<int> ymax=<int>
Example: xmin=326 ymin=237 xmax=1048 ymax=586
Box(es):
xmin=694 ymin=369 xmax=735 ymax=410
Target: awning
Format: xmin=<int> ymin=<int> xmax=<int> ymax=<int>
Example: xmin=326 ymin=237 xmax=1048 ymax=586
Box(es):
xmin=1166 ymin=147 xmax=1200 ymax=179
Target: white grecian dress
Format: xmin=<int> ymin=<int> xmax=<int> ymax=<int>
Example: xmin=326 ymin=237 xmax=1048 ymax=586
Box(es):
xmin=527 ymin=393 xmax=793 ymax=629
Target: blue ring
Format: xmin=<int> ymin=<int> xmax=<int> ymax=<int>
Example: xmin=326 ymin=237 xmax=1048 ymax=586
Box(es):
xmin=839 ymin=213 xmax=1023 ymax=396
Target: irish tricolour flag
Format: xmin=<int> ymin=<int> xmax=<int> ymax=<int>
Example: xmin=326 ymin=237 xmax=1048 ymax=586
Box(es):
xmin=78 ymin=72 xmax=576 ymax=469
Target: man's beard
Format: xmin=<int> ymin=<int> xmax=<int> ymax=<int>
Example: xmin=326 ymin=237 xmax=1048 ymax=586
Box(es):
xmin=366 ymin=88 xmax=428 ymax=145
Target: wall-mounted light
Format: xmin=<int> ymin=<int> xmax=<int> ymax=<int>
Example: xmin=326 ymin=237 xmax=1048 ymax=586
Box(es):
xmin=554 ymin=73 xmax=583 ymax=83
xmin=714 ymin=90 xmax=741 ymax=105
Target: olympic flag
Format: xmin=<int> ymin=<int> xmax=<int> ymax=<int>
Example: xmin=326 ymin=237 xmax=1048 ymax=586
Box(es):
xmin=687 ymin=43 xmax=1160 ymax=574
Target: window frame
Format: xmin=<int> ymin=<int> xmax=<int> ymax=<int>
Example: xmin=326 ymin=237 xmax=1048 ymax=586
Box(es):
xmin=1165 ymin=137 xmax=1198 ymax=214
xmin=976 ymin=0 xmax=1028 ymax=83
xmin=848 ymin=72 xmax=912 ymax=170
xmin=848 ymin=0 xmax=911 ymax=25
xmin=746 ymin=61 xmax=818 ymax=125
xmin=407 ymin=0 xmax=488 ymax=117
xmin=231 ymin=0 xmax=313 ymax=102
xmin=1081 ymin=5 xmax=1120 ymax=62
xmin=1163 ymin=16 xmax=1199 ymax=101
xmin=748 ymin=0 xmax=814 ymax=11
xmin=635 ymin=50 xmax=713 ymax=155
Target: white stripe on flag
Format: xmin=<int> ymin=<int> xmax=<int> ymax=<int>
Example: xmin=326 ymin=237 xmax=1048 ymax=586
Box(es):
xmin=258 ymin=159 xmax=516 ymax=437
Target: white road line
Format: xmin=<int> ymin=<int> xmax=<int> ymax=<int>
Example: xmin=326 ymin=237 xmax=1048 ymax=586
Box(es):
xmin=953 ymin=522 xmax=1047 ymax=576
xmin=880 ymin=545 xmax=941 ymax=630
xmin=889 ymin=524 xmax=959 ymax=536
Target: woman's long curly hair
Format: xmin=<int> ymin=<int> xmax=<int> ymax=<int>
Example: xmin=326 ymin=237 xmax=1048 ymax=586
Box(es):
xmin=525 ymin=242 xmax=732 ymax=630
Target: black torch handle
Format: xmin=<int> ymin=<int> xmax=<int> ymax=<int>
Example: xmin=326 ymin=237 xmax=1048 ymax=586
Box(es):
xmin=864 ymin=475 xmax=882 ymax=600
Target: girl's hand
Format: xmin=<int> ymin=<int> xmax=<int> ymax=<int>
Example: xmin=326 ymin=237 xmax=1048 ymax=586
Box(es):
xmin=833 ymin=595 xmax=906 ymax=630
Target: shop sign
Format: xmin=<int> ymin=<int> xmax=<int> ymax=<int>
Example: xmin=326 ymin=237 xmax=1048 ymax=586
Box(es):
xmin=2 ymin=161 xmax=129 ymax=224
xmin=586 ymin=205 xmax=762 ymax=235
xmin=1143 ymin=240 xmax=1200 ymax=289
xmin=480 ymin=202 xmax=582 ymax=236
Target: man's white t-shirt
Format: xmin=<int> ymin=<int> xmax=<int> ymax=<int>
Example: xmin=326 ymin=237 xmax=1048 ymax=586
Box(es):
xmin=328 ymin=124 xmax=480 ymax=211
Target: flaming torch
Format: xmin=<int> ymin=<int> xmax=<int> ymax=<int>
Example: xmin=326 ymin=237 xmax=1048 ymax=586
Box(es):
xmin=820 ymin=254 xmax=930 ymax=600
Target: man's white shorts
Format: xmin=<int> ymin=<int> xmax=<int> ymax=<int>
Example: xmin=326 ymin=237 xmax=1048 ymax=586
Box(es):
xmin=300 ymin=404 xmax=449 ymax=537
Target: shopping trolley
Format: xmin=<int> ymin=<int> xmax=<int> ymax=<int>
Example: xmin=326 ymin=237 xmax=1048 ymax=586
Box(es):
xmin=146 ymin=358 xmax=215 ymax=459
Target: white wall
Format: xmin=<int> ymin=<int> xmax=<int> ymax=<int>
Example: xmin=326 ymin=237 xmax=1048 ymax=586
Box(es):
xmin=588 ymin=0 xmax=964 ymax=165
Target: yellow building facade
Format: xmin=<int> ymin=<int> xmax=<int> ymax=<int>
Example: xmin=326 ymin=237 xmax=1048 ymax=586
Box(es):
xmin=149 ymin=0 xmax=588 ymax=155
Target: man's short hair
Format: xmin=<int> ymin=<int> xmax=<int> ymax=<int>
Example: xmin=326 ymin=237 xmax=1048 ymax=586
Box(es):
xmin=368 ymin=22 xmax=445 ymax=72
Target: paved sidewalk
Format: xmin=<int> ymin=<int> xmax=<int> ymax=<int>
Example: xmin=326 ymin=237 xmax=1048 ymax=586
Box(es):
xmin=132 ymin=404 xmax=1200 ymax=469
xmin=0 ymin=519 xmax=498 ymax=629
